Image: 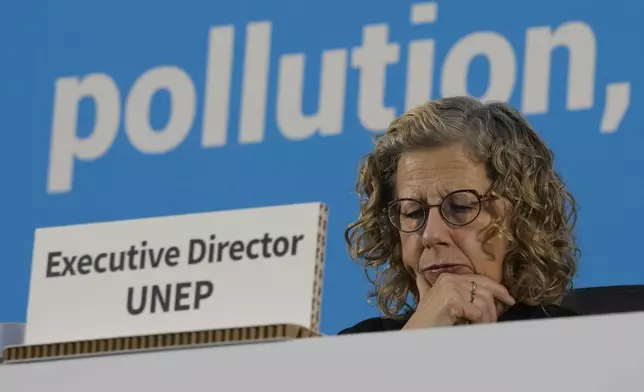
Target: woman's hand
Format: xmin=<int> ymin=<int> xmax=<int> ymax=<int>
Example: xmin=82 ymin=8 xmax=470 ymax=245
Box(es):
xmin=402 ymin=273 xmax=516 ymax=330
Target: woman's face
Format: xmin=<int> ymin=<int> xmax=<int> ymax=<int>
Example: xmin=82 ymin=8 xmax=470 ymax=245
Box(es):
xmin=395 ymin=144 xmax=508 ymax=288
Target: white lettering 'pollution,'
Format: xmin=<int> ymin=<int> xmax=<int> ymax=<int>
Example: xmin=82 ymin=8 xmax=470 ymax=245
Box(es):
xmin=47 ymin=2 xmax=631 ymax=194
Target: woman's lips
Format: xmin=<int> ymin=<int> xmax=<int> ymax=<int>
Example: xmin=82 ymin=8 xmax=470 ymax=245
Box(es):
xmin=422 ymin=264 xmax=469 ymax=283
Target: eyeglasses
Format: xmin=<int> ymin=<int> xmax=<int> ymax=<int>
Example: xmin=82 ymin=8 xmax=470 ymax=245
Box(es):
xmin=387 ymin=189 xmax=494 ymax=233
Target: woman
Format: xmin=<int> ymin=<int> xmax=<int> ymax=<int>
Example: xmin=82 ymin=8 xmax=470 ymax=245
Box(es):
xmin=340 ymin=96 xmax=580 ymax=334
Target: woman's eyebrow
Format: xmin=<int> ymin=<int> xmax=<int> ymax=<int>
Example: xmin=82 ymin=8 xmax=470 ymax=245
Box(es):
xmin=400 ymin=185 xmax=453 ymax=200
xmin=396 ymin=188 xmax=425 ymax=199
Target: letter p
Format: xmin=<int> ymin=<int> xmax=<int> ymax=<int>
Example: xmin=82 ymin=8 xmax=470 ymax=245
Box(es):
xmin=47 ymin=74 xmax=121 ymax=193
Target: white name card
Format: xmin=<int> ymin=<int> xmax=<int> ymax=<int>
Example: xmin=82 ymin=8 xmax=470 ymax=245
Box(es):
xmin=25 ymin=202 xmax=328 ymax=345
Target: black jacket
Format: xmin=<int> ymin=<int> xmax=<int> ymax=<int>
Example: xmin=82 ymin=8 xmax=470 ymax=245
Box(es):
xmin=338 ymin=303 xmax=578 ymax=334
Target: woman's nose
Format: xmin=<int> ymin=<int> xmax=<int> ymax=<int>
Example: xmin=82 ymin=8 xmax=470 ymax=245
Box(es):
xmin=421 ymin=207 xmax=451 ymax=248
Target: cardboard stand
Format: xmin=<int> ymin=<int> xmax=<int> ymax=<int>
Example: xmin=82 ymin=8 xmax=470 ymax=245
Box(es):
xmin=0 ymin=323 xmax=25 ymax=363
xmin=3 ymin=323 xmax=319 ymax=364
xmin=3 ymin=202 xmax=328 ymax=365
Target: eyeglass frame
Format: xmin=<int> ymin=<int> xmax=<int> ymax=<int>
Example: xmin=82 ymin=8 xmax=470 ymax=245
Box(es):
xmin=386 ymin=189 xmax=496 ymax=233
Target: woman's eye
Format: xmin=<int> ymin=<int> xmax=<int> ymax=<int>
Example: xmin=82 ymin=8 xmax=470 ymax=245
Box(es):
xmin=450 ymin=203 xmax=472 ymax=212
xmin=402 ymin=209 xmax=424 ymax=218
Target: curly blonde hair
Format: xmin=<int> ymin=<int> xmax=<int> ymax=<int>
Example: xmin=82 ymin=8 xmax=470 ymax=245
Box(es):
xmin=345 ymin=96 xmax=580 ymax=319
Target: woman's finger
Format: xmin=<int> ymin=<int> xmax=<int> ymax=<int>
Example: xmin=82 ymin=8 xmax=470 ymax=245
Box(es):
xmin=415 ymin=272 xmax=432 ymax=302
xmin=474 ymin=288 xmax=498 ymax=323
xmin=455 ymin=274 xmax=516 ymax=307
xmin=458 ymin=283 xmax=496 ymax=323
xmin=460 ymin=301 xmax=484 ymax=324
xmin=496 ymin=300 xmax=510 ymax=317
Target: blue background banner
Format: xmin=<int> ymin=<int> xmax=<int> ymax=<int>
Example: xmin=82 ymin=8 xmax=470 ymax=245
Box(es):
xmin=0 ymin=0 xmax=642 ymax=333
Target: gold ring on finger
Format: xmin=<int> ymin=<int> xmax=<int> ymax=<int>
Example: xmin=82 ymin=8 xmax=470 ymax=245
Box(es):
xmin=470 ymin=281 xmax=477 ymax=303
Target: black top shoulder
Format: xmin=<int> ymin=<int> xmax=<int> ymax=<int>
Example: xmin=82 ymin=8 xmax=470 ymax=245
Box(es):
xmin=337 ymin=303 xmax=578 ymax=335
xmin=337 ymin=316 xmax=407 ymax=335
xmin=499 ymin=303 xmax=579 ymax=321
